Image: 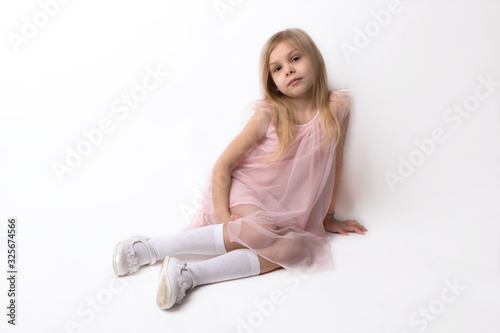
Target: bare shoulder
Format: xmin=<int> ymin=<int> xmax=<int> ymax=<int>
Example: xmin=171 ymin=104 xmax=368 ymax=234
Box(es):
xmin=329 ymin=89 xmax=353 ymax=122
xmin=329 ymin=89 xmax=353 ymax=104
xmin=245 ymin=98 xmax=273 ymax=119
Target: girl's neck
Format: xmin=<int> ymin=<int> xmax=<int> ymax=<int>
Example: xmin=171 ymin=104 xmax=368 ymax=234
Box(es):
xmin=290 ymin=90 xmax=317 ymax=117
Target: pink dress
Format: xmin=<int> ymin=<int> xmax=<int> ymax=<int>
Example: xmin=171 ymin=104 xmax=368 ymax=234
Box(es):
xmin=182 ymin=89 xmax=353 ymax=274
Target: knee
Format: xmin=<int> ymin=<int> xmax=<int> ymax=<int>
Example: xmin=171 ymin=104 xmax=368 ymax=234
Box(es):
xmin=258 ymin=256 xmax=282 ymax=274
xmin=223 ymin=222 xmax=246 ymax=251
xmin=274 ymin=234 xmax=305 ymax=261
xmin=239 ymin=221 xmax=276 ymax=249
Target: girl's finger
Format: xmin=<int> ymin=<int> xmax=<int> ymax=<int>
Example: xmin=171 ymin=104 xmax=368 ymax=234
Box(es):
xmin=352 ymin=221 xmax=367 ymax=231
xmin=357 ymin=224 xmax=368 ymax=231
xmin=337 ymin=228 xmax=348 ymax=236
xmin=352 ymin=226 xmax=366 ymax=235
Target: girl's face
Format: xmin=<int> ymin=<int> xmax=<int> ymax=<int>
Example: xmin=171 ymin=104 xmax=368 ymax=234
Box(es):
xmin=268 ymin=42 xmax=315 ymax=99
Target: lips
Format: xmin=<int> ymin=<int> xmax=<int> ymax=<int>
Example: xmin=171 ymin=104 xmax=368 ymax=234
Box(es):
xmin=288 ymin=78 xmax=301 ymax=86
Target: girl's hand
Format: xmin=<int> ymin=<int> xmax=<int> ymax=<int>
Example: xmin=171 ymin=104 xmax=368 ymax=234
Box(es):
xmin=323 ymin=215 xmax=367 ymax=236
xmin=227 ymin=214 xmax=242 ymax=222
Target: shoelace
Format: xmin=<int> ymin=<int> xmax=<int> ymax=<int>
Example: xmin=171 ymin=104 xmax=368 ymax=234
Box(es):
xmin=176 ymin=261 xmax=197 ymax=290
xmin=173 ymin=261 xmax=197 ymax=305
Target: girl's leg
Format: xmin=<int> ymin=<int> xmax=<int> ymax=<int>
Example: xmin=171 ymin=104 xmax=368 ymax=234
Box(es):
xmin=223 ymin=212 xmax=283 ymax=274
xmin=156 ymin=218 xmax=283 ymax=309
xmin=223 ymin=223 xmax=281 ymax=274
xmin=156 ymin=248 xmax=282 ymax=309
xmin=133 ymin=223 xmax=227 ymax=267
xmin=258 ymin=256 xmax=282 ymax=274
xmin=185 ymin=249 xmax=282 ymax=290
xmin=222 ymin=222 xmax=246 ymax=251
xmin=185 ymin=248 xmax=261 ymax=289
xmin=138 ymin=203 xmax=273 ymax=265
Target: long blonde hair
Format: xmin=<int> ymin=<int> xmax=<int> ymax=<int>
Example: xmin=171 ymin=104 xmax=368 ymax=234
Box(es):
xmin=259 ymin=28 xmax=347 ymax=163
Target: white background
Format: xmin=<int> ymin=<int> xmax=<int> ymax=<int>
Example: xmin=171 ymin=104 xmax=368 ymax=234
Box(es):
xmin=1 ymin=0 xmax=499 ymax=332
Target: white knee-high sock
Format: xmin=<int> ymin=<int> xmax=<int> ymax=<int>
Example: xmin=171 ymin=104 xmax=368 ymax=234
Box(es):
xmin=134 ymin=224 xmax=227 ymax=266
xmin=184 ymin=249 xmax=261 ymax=289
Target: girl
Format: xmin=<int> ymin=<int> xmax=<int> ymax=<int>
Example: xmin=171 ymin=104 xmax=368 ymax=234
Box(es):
xmin=113 ymin=28 xmax=368 ymax=310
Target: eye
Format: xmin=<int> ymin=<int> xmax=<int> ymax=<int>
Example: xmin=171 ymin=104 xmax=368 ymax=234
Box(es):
xmin=271 ymin=55 xmax=300 ymax=73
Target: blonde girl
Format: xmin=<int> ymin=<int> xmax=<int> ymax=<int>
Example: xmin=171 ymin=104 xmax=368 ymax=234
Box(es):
xmin=113 ymin=28 xmax=367 ymax=310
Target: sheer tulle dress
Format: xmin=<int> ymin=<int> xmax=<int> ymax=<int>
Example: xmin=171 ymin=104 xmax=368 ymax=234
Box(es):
xmin=182 ymin=89 xmax=352 ymax=274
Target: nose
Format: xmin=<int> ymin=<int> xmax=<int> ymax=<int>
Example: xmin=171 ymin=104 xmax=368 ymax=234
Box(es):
xmin=285 ymin=67 xmax=295 ymax=76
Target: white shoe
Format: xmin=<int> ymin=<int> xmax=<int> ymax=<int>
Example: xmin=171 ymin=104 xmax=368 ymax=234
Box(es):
xmin=113 ymin=235 xmax=157 ymax=277
xmin=156 ymin=256 xmax=197 ymax=310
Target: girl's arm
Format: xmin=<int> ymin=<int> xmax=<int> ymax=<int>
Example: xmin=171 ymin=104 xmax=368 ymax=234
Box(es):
xmin=212 ymin=108 xmax=270 ymax=223
xmin=323 ymin=110 xmax=368 ymax=235
xmin=325 ymin=110 xmax=350 ymax=218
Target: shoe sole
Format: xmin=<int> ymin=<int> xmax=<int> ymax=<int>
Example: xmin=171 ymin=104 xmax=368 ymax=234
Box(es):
xmin=112 ymin=243 xmax=119 ymax=276
xmin=156 ymin=256 xmax=173 ymax=310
